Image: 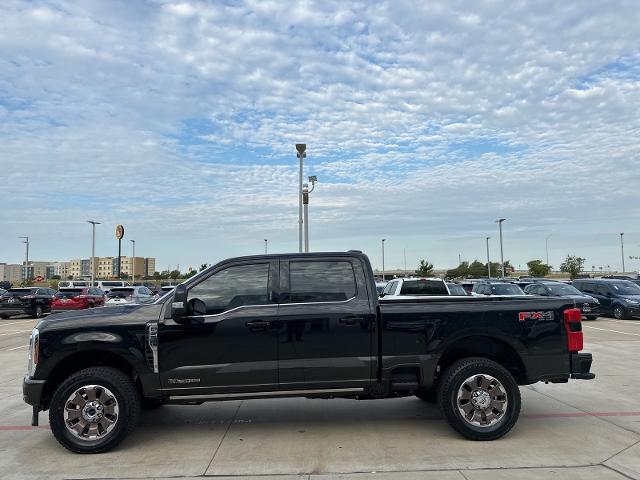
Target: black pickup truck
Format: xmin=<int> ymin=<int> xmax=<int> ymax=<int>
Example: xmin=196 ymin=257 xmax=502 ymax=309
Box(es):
xmin=23 ymin=251 xmax=594 ymax=453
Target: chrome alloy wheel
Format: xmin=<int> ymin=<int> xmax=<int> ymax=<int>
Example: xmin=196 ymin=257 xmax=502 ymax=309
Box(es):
xmin=456 ymin=374 xmax=508 ymax=428
xmin=63 ymin=385 xmax=119 ymax=441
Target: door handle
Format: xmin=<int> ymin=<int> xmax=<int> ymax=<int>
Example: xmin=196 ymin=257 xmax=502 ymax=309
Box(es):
xmin=339 ymin=316 xmax=363 ymax=326
xmin=246 ymin=320 xmax=271 ymax=331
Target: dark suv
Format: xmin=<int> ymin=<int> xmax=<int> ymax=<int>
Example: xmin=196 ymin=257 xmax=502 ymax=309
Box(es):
xmin=472 ymin=280 xmax=525 ymax=296
xmin=523 ymin=281 xmax=600 ymax=320
xmin=572 ymin=279 xmax=640 ymax=319
xmin=0 ymin=287 xmax=55 ymax=319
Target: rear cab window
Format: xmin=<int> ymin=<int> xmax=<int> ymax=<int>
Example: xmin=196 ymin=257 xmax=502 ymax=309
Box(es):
xmin=288 ymin=261 xmax=356 ymax=303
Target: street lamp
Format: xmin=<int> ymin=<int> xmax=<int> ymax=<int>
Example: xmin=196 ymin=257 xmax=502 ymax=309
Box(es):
xmin=486 ymin=237 xmax=491 ymax=278
xmin=130 ymin=239 xmax=136 ymax=284
xmin=18 ymin=236 xmax=29 ymax=282
xmin=545 ymin=234 xmax=552 ymax=266
xmin=296 ymin=144 xmax=306 ymax=253
xmin=87 ymin=221 xmax=100 ymax=285
xmin=620 ymin=233 xmax=625 ymax=273
xmin=381 ymin=239 xmax=386 ymax=281
xmin=264 ymin=239 xmax=268 ymax=254
xmin=495 ymin=219 xmax=506 ymax=278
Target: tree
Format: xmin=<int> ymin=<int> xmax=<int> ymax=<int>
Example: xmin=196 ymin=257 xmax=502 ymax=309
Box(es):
xmin=446 ymin=261 xmax=469 ymax=279
xmin=199 ymin=263 xmax=209 ymax=272
xmin=416 ymin=259 xmax=434 ymax=277
xmin=185 ymin=269 xmax=198 ymax=278
xmin=560 ymin=255 xmax=585 ymax=279
xmin=468 ymin=260 xmax=487 ymax=278
xmin=527 ymin=260 xmax=552 ymax=277
xmin=50 ymin=275 xmax=61 ymax=280
xmin=169 ymin=270 xmax=182 ymax=280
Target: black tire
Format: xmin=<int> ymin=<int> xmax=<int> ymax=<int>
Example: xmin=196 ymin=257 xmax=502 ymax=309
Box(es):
xmin=33 ymin=305 xmax=43 ymax=318
xmin=585 ymin=315 xmax=598 ymax=321
xmin=414 ymin=388 xmax=438 ymax=403
xmin=0 ymin=314 xmax=10 ymax=319
xmin=438 ymin=357 xmax=521 ymax=441
xmin=49 ymin=367 xmax=140 ymax=453
xmin=613 ymin=305 xmax=628 ymax=320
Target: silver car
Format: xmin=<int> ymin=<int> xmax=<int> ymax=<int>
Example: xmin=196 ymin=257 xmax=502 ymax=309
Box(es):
xmin=105 ymin=286 xmax=155 ymax=305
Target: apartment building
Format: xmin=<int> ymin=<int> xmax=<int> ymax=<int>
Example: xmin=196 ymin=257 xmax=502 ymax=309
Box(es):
xmin=0 ymin=263 xmax=23 ymax=285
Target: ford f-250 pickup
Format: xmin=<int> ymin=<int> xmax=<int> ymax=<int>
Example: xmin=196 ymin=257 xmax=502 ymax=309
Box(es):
xmin=23 ymin=251 xmax=594 ymax=453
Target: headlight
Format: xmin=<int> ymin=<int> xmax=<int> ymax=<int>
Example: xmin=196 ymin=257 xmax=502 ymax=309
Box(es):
xmin=625 ymin=299 xmax=639 ymax=305
xmin=27 ymin=327 xmax=39 ymax=377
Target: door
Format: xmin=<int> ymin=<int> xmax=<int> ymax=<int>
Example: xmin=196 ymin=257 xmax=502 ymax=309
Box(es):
xmin=277 ymin=258 xmax=375 ymax=391
xmin=596 ymin=284 xmax=613 ymax=313
xmin=158 ymin=259 xmax=279 ymax=395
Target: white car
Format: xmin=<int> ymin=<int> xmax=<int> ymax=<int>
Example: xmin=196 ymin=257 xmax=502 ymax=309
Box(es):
xmin=105 ymin=286 xmax=155 ymax=305
xmin=380 ymin=277 xmax=451 ymax=299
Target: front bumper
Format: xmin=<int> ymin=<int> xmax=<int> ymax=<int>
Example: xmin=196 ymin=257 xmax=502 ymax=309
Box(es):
xmin=570 ymin=353 xmax=595 ymax=380
xmin=23 ymin=376 xmax=45 ymax=407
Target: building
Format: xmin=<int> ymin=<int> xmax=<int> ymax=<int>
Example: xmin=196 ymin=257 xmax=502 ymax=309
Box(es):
xmin=67 ymin=256 xmax=156 ymax=279
xmin=144 ymin=257 xmax=156 ymax=277
xmin=45 ymin=262 xmax=70 ymax=279
xmin=24 ymin=261 xmax=55 ymax=280
xmin=0 ymin=263 xmax=23 ymax=285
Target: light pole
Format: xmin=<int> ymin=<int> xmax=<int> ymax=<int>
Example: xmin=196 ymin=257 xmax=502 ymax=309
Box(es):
xmin=296 ymin=144 xmax=306 ymax=253
xmin=495 ymin=218 xmax=506 ymax=278
xmin=264 ymin=239 xmax=268 ymax=254
xmin=18 ymin=236 xmax=29 ymax=282
xmin=545 ymin=234 xmax=552 ymax=266
xmin=381 ymin=238 xmax=386 ymax=281
xmin=87 ymin=221 xmax=100 ymax=285
xmin=486 ymin=236 xmax=491 ymax=278
xmin=130 ymin=239 xmax=136 ymax=284
xmin=620 ymin=233 xmax=625 ymax=273
xmin=302 ymin=175 xmax=317 ymax=252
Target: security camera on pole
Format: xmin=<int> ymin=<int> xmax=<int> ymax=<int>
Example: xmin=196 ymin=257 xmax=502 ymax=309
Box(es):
xmin=115 ymin=225 xmax=125 ymax=279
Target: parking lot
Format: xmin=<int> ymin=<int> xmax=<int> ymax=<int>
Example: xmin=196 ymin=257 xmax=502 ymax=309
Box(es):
xmin=0 ymin=316 xmax=638 ymax=480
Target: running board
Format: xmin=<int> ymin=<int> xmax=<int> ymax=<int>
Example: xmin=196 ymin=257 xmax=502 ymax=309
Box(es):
xmin=390 ymin=381 xmax=419 ymax=391
xmin=168 ymin=387 xmax=365 ymax=402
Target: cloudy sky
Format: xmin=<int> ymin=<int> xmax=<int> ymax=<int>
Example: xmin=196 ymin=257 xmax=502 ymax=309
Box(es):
xmin=1 ymin=0 xmax=639 ymax=273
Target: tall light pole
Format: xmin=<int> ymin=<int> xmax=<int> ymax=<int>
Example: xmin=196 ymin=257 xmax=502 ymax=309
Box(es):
xmin=545 ymin=234 xmax=552 ymax=266
xmin=87 ymin=221 xmax=100 ymax=285
xmin=381 ymin=238 xmax=386 ymax=281
xmin=486 ymin=236 xmax=491 ymax=278
xmin=495 ymin=218 xmax=506 ymax=278
xmin=18 ymin=236 xmax=29 ymax=282
xmin=620 ymin=233 xmax=625 ymax=273
xmin=302 ymin=175 xmax=317 ymax=252
xmin=264 ymin=239 xmax=268 ymax=254
xmin=130 ymin=239 xmax=136 ymax=284
xmin=296 ymin=144 xmax=306 ymax=253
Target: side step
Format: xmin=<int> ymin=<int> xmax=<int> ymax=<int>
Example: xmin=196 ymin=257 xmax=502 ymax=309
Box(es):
xmin=390 ymin=381 xmax=419 ymax=391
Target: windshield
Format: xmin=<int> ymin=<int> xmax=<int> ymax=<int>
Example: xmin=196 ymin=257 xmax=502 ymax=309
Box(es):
xmin=55 ymin=289 xmax=83 ymax=298
xmin=491 ymin=284 xmax=524 ymax=295
xmin=611 ymin=281 xmax=640 ymax=295
xmin=400 ymin=279 xmax=448 ymax=295
xmin=108 ymin=288 xmax=135 ymax=297
xmin=447 ymin=284 xmax=467 ymax=296
xmin=546 ymin=284 xmax=582 ymax=295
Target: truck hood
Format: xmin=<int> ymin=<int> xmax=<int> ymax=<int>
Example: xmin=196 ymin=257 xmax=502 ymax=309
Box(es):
xmin=37 ymin=303 xmax=164 ymax=332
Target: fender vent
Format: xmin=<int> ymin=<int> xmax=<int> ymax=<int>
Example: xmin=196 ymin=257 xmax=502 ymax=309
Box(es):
xmin=146 ymin=323 xmax=159 ymax=373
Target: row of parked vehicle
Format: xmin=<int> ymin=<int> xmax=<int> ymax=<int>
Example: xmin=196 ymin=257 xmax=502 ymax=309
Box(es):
xmin=0 ymin=284 xmax=176 ymax=319
xmin=376 ymin=275 xmax=640 ymax=320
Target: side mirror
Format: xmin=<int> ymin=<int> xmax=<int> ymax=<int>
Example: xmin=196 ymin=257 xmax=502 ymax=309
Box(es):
xmin=379 ymin=292 xmax=385 ymax=298
xmin=171 ymin=284 xmax=188 ymax=323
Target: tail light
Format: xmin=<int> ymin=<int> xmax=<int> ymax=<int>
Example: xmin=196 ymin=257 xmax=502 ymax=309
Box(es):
xmin=563 ymin=308 xmax=583 ymax=352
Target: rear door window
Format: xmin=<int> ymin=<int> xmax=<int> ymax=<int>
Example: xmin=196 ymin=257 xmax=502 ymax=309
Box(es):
xmin=597 ymin=285 xmax=611 ymax=296
xmin=289 ymin=261 xmax=356 ymax=303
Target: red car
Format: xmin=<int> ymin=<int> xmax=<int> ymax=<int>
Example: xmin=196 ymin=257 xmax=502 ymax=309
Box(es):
xmin=51 ymin=287 xmax=106 ymax=311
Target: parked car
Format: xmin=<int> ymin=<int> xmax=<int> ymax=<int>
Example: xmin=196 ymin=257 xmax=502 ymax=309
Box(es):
xmin=51 ymin=288 xmax=106 ymax=311
xmin=602 ymin=275 xmax=640 ymax=287
xmin=105 ymin=286 xmax=155 ymax=305
xmin=472 ymin=280 xmax=525 ymax=296
xmin=380 ymin=277 xmax=450 ymax=298
xmin=93 ymin=281 xmax=128 ymax=293
xmin=24 ymin=251 xmax=594 ymax=453
xmin=0 ymin=288 xmax=6 ymax=297
xmin=0 ymin=287 xmax=55 ymax=318
xmin=446 ymin=282 xmax=468 ymax=296
xmin=375 ymin=281 xmax=388 ymax=295
xmin=572 ymin=278 xmax=640 ymax=319
xmin=523 ymin=281 xmax=599 ymax=320
xmin=155 ymin=285 xmax=176 ymax=298
xmin=57 ymin=280 xmax=92 ymax=288
xmin=0 ymin=281 xmax=11 ymax=290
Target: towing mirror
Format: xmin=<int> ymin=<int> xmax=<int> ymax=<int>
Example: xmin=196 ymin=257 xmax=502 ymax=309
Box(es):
xmin=171 ymin=284 xmax=188 ymax=323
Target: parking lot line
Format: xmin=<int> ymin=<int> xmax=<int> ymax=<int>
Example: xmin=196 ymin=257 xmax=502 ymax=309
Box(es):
xmin=4 ymin=345 xmax=28 ymax=351
xmin=0 ymin=321 xmax=31 ymax=327
xmin=0 ymin=330 xmax=32 ymax=337
xmin=583 ymin=325 xmax=640 ymax=337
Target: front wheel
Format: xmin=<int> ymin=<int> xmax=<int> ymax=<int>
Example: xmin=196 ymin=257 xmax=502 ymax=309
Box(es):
xmin=438 ymin=357 xmax=521 ymax=441
xmin=0 ymin=314 xmax=10 ymax=319
xmin=613 ymin=305 xmax=628 ymax=320
xmin=33 ymin=305 xmax=43 ymax=318
xmin=49 ymin=367 xmax=140 ymax=453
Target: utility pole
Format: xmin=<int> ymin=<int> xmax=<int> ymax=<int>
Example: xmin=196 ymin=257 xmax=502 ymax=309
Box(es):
xmin=620 ymin=233 xmax=625 ymax=273
xmin=87 ymin=221 xmax=100 ymax=285
xmin=264 ymin=239 xmax=268 ymax=254
xmin=130 ymin=239 xmax=136 ymax=284
xmin=381 ymin=238 xmax=386 ymax=281
xmin=18 ymin=236 xmax=29 ymax=282
xmin=403 ymin=247 xmax=407 ymax=277
xmin=496 ymin=218 xmax=506 ymax=278
xmin=296 ymin=144 xmax=306 ymax=253
xmin=546 ymin=234 xmax=552 ymax=266
xmin=486 ymin=236 xmax=491 ymax=278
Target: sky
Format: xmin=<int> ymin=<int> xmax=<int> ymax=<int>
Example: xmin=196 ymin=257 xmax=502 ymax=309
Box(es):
xmin=1 ymin=0 xmax=639 ymax=273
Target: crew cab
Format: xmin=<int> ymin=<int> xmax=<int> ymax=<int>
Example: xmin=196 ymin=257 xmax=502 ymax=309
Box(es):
xmin=23 ymin=252 xmax=594 ymax=453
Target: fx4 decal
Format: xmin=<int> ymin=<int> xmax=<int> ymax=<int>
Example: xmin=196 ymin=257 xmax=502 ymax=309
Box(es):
xmin=518 ymin=311 xmax=554 ymax=322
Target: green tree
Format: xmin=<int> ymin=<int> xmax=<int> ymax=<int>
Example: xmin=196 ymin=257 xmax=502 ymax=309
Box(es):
xmin=185 ymin=270 xmax=198 ymax=278
xmin=468 ymin=260 xmax=487 ymax=278
xmin=446 ymin=261 xmax=469 ymax=279
xmin=169 ymin=270 xmax=181 ymax=280
xmin=527 ymin=260 xmax=552 ymax=277
xmin=199 ymin=263 xmax=209 ymax=272
xmin=560 ymin=255 xmax=585 ymax=279
xmin=415 ymin=259 xmax=434 ymax=277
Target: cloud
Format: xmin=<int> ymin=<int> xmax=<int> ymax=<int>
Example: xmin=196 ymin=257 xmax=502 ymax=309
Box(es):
xmin=0 ymin=0 xmax=639 ymax=271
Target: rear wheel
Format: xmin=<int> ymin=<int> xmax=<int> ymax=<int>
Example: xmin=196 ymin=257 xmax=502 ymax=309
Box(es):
xmin=33 ymin=305 xmax=43 ymax=318
xmin=438 ymin=357 xmax=521 ymax=441
xmin=613 ymin=305 xmax=628 ymax=320
xmin=49 ymin=367 xmax=140 ymax=453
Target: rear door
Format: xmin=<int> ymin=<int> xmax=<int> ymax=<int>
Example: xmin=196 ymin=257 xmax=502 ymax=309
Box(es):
xmin=595 ymin=284 xmax=613 ymax=313
xmin=277 ymin=257 xmax=375 ymax=391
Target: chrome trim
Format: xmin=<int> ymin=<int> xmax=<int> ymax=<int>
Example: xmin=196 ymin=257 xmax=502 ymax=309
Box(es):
xmin=186 ymin=303 xmax=277 ymax=321
xmin=147 ymin=323 xmax=159 ymax=374
xmin=168 ymin=387 xmax=364 ymax=401
xmin=279 ymin=296 xmax=357 ymax=307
